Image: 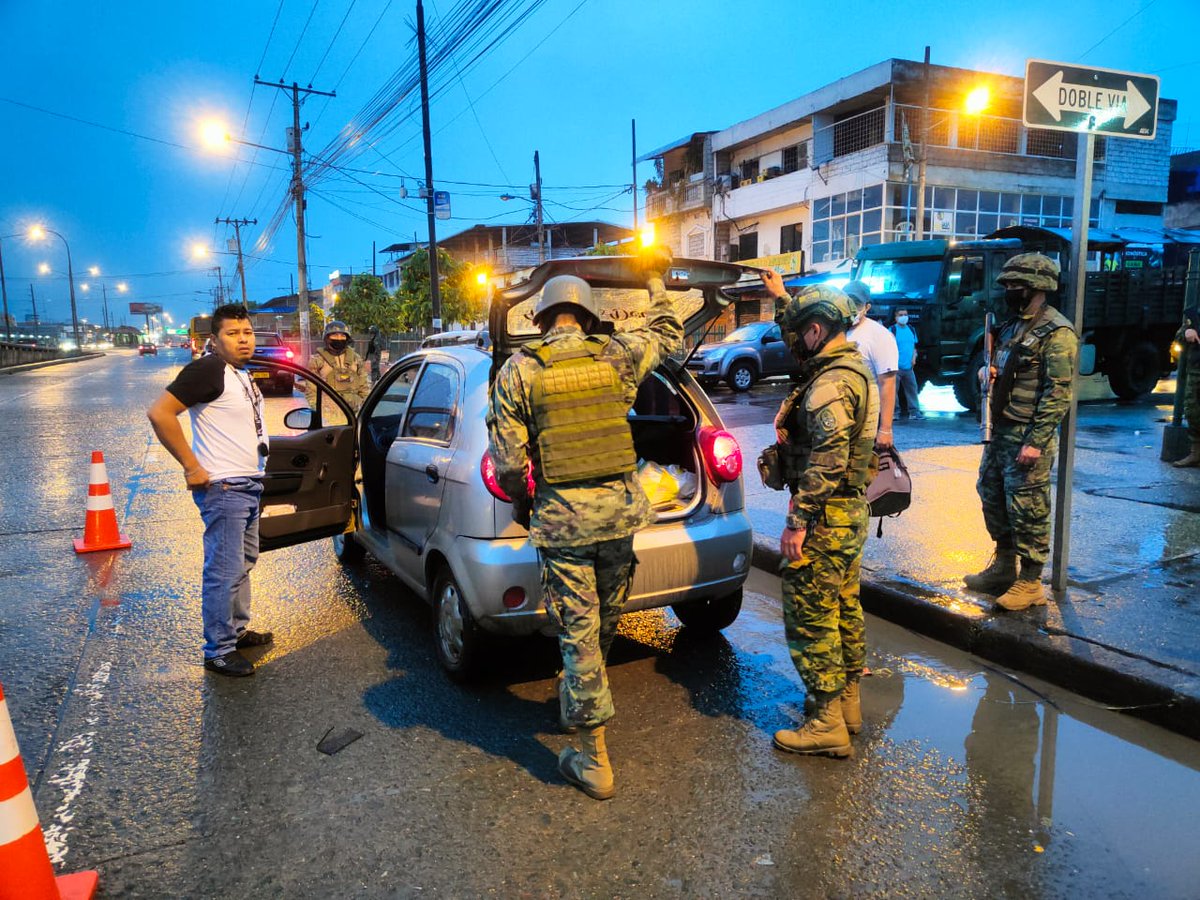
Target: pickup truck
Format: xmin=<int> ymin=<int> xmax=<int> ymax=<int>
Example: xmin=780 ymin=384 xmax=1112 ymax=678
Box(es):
xmin=849 ymin=225 xmax=1197 ymax=409
xmin=249 ymin=332 xmax=297 ymax=395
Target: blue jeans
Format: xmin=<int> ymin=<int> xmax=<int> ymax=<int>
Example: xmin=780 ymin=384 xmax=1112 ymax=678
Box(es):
xmin=192 ymin=478 xmax=263 ymax=658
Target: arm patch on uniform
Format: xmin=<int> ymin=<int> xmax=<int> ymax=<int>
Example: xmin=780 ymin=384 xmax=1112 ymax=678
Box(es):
xmin=804 ymin=379 xmax=842 ymax=412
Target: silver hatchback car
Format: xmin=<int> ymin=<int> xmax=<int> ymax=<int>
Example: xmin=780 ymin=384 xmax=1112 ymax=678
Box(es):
xmin=259 ymin=256 xmax=757 ymax=679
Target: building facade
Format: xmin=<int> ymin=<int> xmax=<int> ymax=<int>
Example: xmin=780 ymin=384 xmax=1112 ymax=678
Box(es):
xmin=644 ymin=58 xmax=1177 ymax=276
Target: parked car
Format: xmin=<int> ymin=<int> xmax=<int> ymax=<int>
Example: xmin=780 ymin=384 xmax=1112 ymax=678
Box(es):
xmin=249 ymin=332 xmax=296 ymax=395
xmin=686 ymin=320 xmax=798 ymax=391
xmin=138 ymin=342 xmax=157 ymax=356
xmin=419 ymin=329 xmax=485 ymax=349
xmin=255 ymin=256 xmax=756 ymax=680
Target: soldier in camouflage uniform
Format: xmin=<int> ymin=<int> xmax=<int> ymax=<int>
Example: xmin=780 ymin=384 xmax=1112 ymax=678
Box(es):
xmin=1170 ymin=304 xmax=1200 ymax=467
xmin=486 ymin=251 xmax=677 ymax=800
xmin=305 ymin=320 xmax=370 ymax=413
xmin=965 ymin=253 xmax=1078 ymax=610
xmin=760 ymin=271 xmax=878 ymax=759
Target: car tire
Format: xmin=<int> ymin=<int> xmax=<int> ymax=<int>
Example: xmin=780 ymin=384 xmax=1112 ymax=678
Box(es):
xmin=274 ymin=377 xmax=294 ymax=396
xmin=671 ymin=588 xmax=743 ymax=633
xmin=726 ymin=361 xmax=757 ymax=393
xmin=953 ymin=349 xmax=985 ymax=412
xmin=433 ymin=566 xmax=482 ymax=682
xmin=331 ymin=531 xmax=365 ymax=563
xmin=1108 ymin=339 xmax=1160 ymax=400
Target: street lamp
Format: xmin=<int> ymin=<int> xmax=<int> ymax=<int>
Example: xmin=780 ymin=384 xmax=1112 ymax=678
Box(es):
xmin=29 ymin=225 xmax=81 ymax=353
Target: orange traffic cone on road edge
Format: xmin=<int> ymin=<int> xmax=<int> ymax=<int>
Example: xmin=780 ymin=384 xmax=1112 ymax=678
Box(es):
xmin=73 ymin=451 xmax=131 ymax=554
xmin=0 ymin=682 xmax=99 ymax=900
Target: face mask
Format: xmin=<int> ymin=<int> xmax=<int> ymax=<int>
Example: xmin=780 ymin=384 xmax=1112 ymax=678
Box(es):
xmin=895 ymin=315 xmax=909 ymax=326
xmin=327 ymin=338 xmax=349 ymax=353
xmin=791 ymin=324 xmax=824 ymax=362
xmin=1004 ymin=287 xmax=1030 ymax=314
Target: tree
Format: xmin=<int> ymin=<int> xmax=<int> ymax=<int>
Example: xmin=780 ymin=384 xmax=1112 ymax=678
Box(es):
xmin=397 ymin=247 xmax=488 ymax=330
xmin=308 ymin=302 xmax=326 ymax=338
xmin=332 ymin=274 xmax=405 ymax=334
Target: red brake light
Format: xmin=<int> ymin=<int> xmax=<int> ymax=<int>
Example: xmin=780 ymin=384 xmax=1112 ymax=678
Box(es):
xmin=481 ymin=451 xmax=511 ymax=502
xmin=698 ymin=426 xmax=742 ymax=483
xmin=285 ymin=349 xmax=295 ymax=360
xmin=502 ymin=587 xmax=526 ymax=609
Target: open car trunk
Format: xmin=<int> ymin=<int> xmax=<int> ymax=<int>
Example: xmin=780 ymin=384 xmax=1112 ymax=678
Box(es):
xmin=630 ymin=370 xmax=702 ymax=519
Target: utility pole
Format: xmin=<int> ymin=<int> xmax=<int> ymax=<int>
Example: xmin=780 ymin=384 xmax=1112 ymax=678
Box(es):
xmin=256 ymin=77 xmax=336 ymax=357
xmin=416 ymin=0 xmax=442 ymax=333
xmin=100 ymin=283 xmax=111 ymax=333
xmin=0 ymin=240 xmax=10 ymax=340
xmin=631 ymin=119 xmax=639 ymax=231
xmin=215 ymin=216 xmax=257 ymax=308
xmin=915 ymin=45 xmax=931 ymax=240
xmin=534 ymin=150 xmax=545 ymax=263
xmin=29 ymin=284 xmax=38 ymax=326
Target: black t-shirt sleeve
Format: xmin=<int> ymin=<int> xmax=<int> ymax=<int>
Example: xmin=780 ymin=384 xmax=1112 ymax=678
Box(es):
xmin=166 ymin=355 xmax=225 ymax=407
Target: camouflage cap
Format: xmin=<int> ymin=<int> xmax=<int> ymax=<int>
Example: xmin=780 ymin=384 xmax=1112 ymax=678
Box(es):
xmin=997 ymin=252 xmax=1060 ymax=292
xmin=777 ymin=285 xmax=857 ymax=350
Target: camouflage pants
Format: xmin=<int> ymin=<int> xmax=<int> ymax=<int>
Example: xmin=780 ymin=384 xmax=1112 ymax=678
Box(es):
xmin=1185 ymin=365 xmax=1200 ymax=442
xmin=976 ymin=424 xmax=1056 ymax=564
xmin=781 ymin=496 xmax=868 ymax=696
xmin=539 ymin=537 xmax=636 ymax=728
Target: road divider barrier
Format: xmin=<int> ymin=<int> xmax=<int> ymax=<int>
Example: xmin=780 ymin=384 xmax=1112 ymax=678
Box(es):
xmin=73 ymin=451 xmax=132 ymax=554
xmin=0 ymin=682 xmax=99 ymax=900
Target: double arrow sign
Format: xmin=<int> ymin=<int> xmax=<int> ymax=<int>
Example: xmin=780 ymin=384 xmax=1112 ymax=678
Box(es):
xmin=1023 ymin=60 xmax=1160 ymax=140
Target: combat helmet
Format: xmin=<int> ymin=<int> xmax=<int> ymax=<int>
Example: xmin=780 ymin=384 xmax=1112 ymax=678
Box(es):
xmin=777 ymin=285 xmax=857 ymax=357
xmin=996 ymin=253 xmax=1060 ymax=293
xmin=324 ymin=320 xmax=350 ymax=338
xmin=532 ymin=275 xmax=600 ymax=328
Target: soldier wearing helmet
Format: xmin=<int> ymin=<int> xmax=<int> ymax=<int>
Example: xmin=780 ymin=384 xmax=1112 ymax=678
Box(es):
xmin=305 ymin=320 xmax=370 ymax=413
xmin=486 ymin=249 xmax=677 ymax=801
xmin=965 ymin=252 xmax=1078 ymax=611
xmin=760 ymin=270 xmax=878 ymax=759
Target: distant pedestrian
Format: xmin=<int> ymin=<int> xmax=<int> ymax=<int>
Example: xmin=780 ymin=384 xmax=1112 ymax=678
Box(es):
xmin=1171 ymin=304 xmax=1200 ymax=467
xmin=965 ymin=253 xmax=1078 ymax=611
xmin=365 ymin=324 xmax=383 ymax=384
xmin=761 ymin=272 xmax=877 ymax=759
xmin=305 ymin=320 xmax=370 ymax=412
xmin=146 ymin=304 xmax=273 ymax=677
xmin=890 ymin=307 xmax=922 ymax=419
xmin=844 ymin=281 xmax=899 ymax=449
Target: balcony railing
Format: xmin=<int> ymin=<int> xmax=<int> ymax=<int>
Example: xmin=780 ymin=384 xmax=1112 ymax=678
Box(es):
xmin=646 ymin=177 xmax=711 ymax=218
xmin=894 ymin=104 xmax=1105 ymax=161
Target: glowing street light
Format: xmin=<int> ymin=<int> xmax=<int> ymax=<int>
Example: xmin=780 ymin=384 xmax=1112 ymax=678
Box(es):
xmin=965 ymin=86 xmax=991 ymax=116
xmin=38 ymin=262 xmax=50 ymax=275
xmin=199 ymin=119 xmax=230 ymax=150
xmin=29 ymin=224 xmax=82 ymax=353
xmin=475 ymin=269 xmax=489 ymax=286
xmin=88 ymin=265 xmax=100 ymax=277
xmin=116 ymin=282 xmax=128 ymax=293
xmin=639 ymin=222 xmax=656 ymax=248
xmin=192 ymin=242 xmax=209 ymax=259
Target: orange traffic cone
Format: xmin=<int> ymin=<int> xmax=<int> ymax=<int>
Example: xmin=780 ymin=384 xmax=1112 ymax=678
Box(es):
xmin=0 ymin=682 xmax=99 ymax=900
xmin=73 ymin=451 xmax=131 ymax=554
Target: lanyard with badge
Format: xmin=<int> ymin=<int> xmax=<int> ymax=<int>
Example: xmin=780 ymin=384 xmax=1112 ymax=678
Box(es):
xmin=231 ymin=366 xmax=269 ymax=457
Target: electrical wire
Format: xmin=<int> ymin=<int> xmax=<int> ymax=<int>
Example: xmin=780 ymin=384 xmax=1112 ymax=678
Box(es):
xmin=1078 ymin=0 xmax=1161 ymax=61
xmin=279 ymin=0 xmax=322 ymax=80
xmin=311 ymin=0 xmax=358 ymax=82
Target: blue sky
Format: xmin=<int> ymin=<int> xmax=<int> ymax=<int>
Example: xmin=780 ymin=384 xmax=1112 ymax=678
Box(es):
xmin=1 ymin=0 xmax=1196 ymax=327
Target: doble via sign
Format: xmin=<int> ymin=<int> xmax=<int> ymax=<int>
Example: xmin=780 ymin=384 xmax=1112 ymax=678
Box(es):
xmin=1023 ymin=59 xmax=1159 ymax=140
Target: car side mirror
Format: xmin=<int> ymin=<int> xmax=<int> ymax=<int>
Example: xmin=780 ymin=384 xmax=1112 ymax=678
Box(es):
xmin=762 ymin=333 xmax=781 ymax=344
xmin=284 ymin=408 xmax=313 ymax=430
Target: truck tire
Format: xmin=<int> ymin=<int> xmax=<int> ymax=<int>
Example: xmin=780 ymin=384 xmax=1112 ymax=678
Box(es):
xmin=1108 ymin=340 xmax=1160 ymax=400
xmin=726 ymin=360 xmax=757 ymax=392
xmin=953 ymin=350 xmax=985 ymax=412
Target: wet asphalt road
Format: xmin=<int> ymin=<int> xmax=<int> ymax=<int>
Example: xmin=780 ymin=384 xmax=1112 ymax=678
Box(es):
xmin=2 ymin=351 xmax=1200 ymax=898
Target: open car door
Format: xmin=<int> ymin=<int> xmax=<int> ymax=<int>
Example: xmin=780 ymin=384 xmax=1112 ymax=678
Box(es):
xmin=488 ymin=256 xmax=760 ymax=372
xmin=252 ymin=358 xmax=358 ymax=552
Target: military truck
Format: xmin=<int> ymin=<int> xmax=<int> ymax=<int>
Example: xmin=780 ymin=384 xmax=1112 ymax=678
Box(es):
xmin=850 ymin=225 xmax=1195 ymax=410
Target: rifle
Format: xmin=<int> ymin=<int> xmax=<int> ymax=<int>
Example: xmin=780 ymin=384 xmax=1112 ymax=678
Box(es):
xmin=980 ymin=312 xmax=995 ymax=443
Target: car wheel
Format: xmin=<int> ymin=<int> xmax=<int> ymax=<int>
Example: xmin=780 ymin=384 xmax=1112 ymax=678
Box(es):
xmin=1108 ymin=339 xmax=1160 ymax=400
xmin=331 ymin=531 xmax=365 ymax=563
xmin=726 ymin=361 xmax=756 ymax=393
xmin=275 ymin=377 xmax=294 ymax=396
xmin=433 ymin=566 xmax=482 ymax=682
xmin=671 ymin=588 xmax=742 ymax=633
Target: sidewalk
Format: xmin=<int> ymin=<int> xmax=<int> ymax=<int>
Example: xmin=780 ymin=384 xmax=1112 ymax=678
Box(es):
xmin=729 ymin=417 xmax=1200 ymax=740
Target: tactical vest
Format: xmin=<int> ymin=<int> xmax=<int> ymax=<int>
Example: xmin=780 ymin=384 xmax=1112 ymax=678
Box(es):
xmin=991 ymin=306 xmax=1074 ymax=424
xmin=315 ymin=347 xmax=357 ymax=388
xmin=776 ymin=351 xmax=878 ymax=494
xmin=523 ymin=335 xmax=637 ymax=485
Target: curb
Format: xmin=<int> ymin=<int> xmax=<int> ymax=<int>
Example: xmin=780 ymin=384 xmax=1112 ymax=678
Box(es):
xmin=0 ymin=352 xmax=106 ymax=375
xmin=751 ymin=540 xmax=1200 ymax=741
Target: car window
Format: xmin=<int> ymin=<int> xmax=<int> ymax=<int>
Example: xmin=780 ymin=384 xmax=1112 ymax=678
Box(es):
xmin=722 ymin=322 xmax=769 ymax=343
xmin=400 ymin=362 xmax=459 ymax=443
xmin=254 ymin=334 xmax=283 ymax=346
xmin=366 ymin=363 xmax=420 ymax=451
xmin=506 ymin=286 xmax=705 ymax=339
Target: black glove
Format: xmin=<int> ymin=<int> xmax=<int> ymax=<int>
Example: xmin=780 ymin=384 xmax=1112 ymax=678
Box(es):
xmin=511 ymin=492 xmax=532 ymax=530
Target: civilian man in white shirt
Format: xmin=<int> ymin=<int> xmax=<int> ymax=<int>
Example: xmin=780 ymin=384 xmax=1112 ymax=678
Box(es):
xmin=843 ymin=281 xmax=899 ymax=450
xmin=147 ymin=305 xmax=274 ymax=677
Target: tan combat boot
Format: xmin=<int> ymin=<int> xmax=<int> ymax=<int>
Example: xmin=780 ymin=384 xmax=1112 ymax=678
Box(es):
xmin=996 ymin=560 xmax=1048 ymax=611
xmin=964 ymin=549 xmax=1018 ymax=593
xmin=774 ymin=692 xmax=854 ymax=758
xmin=804 ymin=682 xmax=862 ymax=735
xmin=556 ymin=671 xmax=576 ymax=734
xmin=558 ymin=724 xmax=615 ymax=800
xmin=1172 ymin=442 xmax=1200 ymax=468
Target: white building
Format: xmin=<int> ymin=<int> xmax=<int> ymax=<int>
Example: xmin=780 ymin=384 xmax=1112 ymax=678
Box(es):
xmin=643 ymin=58 xmax=1176 ymax=273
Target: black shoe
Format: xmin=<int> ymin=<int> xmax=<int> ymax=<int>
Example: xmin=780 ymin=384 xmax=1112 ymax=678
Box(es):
xmin=235 ymin=629 xmax=274 ymax=649
xmin=204 ymin=651 xmax=255 ymax=677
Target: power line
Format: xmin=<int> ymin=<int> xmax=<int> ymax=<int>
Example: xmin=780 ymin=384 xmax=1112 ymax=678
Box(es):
xmin=280 ymin=0 xmax=322 ymax=80
xmin=1079 ymin=0 xmax=1161 ymax=61
xmin=311 ymin=0 xmax=358 ymax=81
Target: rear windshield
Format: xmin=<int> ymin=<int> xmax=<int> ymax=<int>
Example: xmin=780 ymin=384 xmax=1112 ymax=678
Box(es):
xmin=254 ymin=333 xmax=283 ymax=346
xmin=506 ymin=287 xmax=706 ymax=338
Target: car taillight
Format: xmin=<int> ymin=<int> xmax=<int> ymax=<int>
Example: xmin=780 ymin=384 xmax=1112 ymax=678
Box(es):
xmin=698 ymin=426 xmax=742 ymax=483
xmin=285 ymin=349 xmax=295 ymax=360
xmin=502 ymin=587 xmax=526 ymax=609
xmin=481 ymin=451 xmax=511 ymax=502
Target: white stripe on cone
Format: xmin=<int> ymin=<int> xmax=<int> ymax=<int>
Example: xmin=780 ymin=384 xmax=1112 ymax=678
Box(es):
xmin=88 ymin=463 xmax=108 ymax=484
xmin=0 ymin=699 xmax=18 ymax=766
xmin=85 ymin=495 xmax=114 ymax=512
xmin=0 ymin=786 xmax=41 ymax=847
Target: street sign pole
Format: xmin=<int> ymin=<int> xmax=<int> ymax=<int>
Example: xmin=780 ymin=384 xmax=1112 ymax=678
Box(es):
xmin=1050 ymin=131 xmax=1095 ymax=594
